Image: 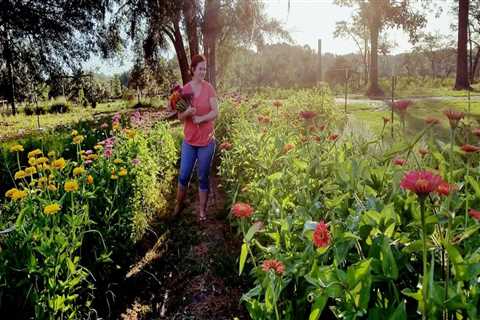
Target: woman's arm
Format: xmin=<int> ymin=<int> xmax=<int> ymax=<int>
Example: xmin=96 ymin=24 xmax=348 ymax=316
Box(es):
xmin=178 ymin=106 xmax=196 ymax=121
xmin=192 ymin=97 xmax=218 ymax=124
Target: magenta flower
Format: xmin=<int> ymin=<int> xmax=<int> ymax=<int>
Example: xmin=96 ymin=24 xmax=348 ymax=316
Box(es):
xmin=400 ymin=170 xmax=444 ymax=197
xmin=392 ymin=100 xmax=413 ymax=113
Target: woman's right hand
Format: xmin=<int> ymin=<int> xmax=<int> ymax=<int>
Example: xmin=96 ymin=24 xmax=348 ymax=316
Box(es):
xmin=178 ymin=106 xmax=196 ymax=120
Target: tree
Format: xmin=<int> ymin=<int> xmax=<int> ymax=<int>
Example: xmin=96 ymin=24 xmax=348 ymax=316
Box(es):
xmin=335 ymin=0 xmax=427 ymax=98
xmin=454 ymin=0 xmax=471 ymax=90
xmin=413 ymin=32 xmax=455 ymax=79
xmin=0 ymin=0 xmax=109 ymax=114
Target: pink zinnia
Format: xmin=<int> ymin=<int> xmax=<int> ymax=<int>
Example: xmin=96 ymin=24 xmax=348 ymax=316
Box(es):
xmin=460 ymin=144 xmax=480 ymax=153
xmin=443 ymin=109 xmax=464 ymax=128
xmin=393 ymin=157 xmax=407 ymax=166
xmin=232 ymin=202 xmax=254 ymax=218
xmin=392 ymin=100 xmax=413 ymax=112
xmin=468 ymin=209 xmax=480 ymax=221
xmin=436 ymin=182 xmax=456 ymax=196
xmin=262 ymin=259 xmax=285 ymax=275
xmin=313 ymin=221 xmax=330 ymax=248
xmin=219 ymin=141 xmax=232 ymax=151
xmin=400 ymin=170 xmax=444 ymax=197
xmin=300 ymin=111 xmax=317 ymax=120
xmin=273 ymin=100 xmax=282 ymax=108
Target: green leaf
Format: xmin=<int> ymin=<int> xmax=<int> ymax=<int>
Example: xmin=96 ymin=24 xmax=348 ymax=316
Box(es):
xmin=445 ymin=244 xmax=467 ymax=280
xmin=239 ymin=243 xmax=248 ymax=275
xmin=381 ymin=237 xmax=398 ymax=279
xmin=309 ymin=294 xmax=328 ymax=320
xmin=388 ymin=302 xmax=407 ymax=320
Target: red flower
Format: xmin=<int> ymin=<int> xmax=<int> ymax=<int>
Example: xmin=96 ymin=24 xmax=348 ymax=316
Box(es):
xmin=400 ymin=170 xmax=444 ymax=197
xmin=419 ymin=148 xmax=428 ymax=157
xmin=219 ymin=141 xmax=232 ymax=151
xmin=436 ymin=182 xmax=457 ymax=196
xmin=313 ymin=221 xmax=330 ymax=248
xmin=383 ymin=117 xmax=390 ymax=124
xmin=262 ymin=259 xmax=285 ymax=275
xmin=443 ymin=109 xmax=464 ymax=128
xmin=300 ymin=111 xmax=317 ymax=120
xmin=258 ymin=115 xmax=271 ymax=124
xmin=425 ymin=117 xmax=440 ymax=125
xmin=392 ymin=100 xmax=413 ymax=112
xmin=393 ymin=157 xmax=407 ymax=166
xmin=460 ymin=144 xmax=480 ymax=153
xmin=468 ymin=209 xmax=480 ymax=221
xmin=318 ymin=124 xmax=326 ymax=131
xmin=232 ymin=202 xmax=254 ymax=218
xmin=327 ymin=134 xmax=339 ymax=141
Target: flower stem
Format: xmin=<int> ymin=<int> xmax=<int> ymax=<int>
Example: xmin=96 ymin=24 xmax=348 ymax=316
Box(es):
xmin=420 ymin=198 xmax=428 ymax=320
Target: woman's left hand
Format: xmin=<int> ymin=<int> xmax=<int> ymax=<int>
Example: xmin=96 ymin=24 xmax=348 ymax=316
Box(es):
xmin=192 ymin=115 xmax=203 ymax=124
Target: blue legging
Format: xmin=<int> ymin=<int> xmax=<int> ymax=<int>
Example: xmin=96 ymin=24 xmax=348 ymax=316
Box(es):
xmin=178 ymin=140 xmax=216 ymax=192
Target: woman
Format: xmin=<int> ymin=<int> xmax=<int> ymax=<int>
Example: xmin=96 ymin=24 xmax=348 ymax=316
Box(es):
xmin=173 ymin=54 xmax=218 ymax=222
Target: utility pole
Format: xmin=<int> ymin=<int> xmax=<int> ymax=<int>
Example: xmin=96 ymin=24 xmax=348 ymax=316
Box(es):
xmin=318 ymin=39 xmax=322 ymax=83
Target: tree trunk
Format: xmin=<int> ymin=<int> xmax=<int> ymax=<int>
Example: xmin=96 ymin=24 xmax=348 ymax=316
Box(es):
xmin=4 ymin=36 xmax=16 ymax=115
xmin=366 ymin=17 xmax=384 ymax=97
xmin=171 ymin=18 xmax=191 ymax=85
xmin=472 ymin=45 xmax=480 ymax=83
xmin=203 ymin=0 xmax=219 ymax=89
xmin=183 ymin=0 xmax=199 ymax=60
xmin=454 ymin=0 xmax=470 ymax=90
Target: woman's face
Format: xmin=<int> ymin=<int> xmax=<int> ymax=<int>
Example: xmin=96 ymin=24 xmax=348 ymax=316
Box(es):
xmin=193 ymin=61 xmax=207 ymax=80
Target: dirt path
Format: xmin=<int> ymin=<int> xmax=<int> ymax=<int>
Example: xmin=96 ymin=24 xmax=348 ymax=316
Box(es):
xmin=110 ymin=171 xmax=249 ymax=320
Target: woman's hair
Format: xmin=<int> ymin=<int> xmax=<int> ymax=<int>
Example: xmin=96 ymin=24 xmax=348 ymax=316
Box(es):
xmin=190 ymin=54 xmax=206 ymax=75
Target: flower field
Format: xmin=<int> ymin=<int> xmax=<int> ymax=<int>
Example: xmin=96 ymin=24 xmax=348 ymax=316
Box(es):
xmin=1 ymin=88 xmax=480 ymax=319
xmin=217 ymin=88 xmax=480 ymax=319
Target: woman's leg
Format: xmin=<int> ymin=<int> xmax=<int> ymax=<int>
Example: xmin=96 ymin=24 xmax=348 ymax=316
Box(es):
xmin=196 ymin=140 xmax=216 ymax=220
xmin=174 ymin=141 xmax=197 ymax=215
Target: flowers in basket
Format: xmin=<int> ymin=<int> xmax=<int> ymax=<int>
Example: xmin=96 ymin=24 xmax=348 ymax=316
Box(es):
xmin=169 ymin=84 xmax=194 ymax=113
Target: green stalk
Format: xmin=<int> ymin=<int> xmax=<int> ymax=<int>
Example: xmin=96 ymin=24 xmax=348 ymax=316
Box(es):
xmin=420 ymin=198 xmax=428 ymax=320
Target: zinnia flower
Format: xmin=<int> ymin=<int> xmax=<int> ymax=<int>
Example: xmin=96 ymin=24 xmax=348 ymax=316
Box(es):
xmin=35 ymin=157 xmax=48 ymax=165
xmin=10 ymin=189 xmax=27 ymax=200
xmin=73 ymin=135 xmax=84 ymax=145
xmin=468 ymin=209 xmax=480 ymax=221
xmin=44 ymin=203 xmax=61 ymax=215
xmin=14 ymin=170 xmax=27 ymax=180
xmin=393 ymin=157 xmax=407 ymax=166
xmin=118 ymin=168 xmax=128 ymax=176
xmin=436 ymin=182 xmax=456 ymax=196
xmin=64 ymin=180 xmax=79 ymax=192
xmin=113 ymin=159 xmax=123 ymax=164
xmin=460 ymin=144 xmax=480 ymax=153
xmin=73 ymin=166 xmax=85 ymax=176
xmin=443 ymin=109 xmax=464 ymax=128
xmin=219 ymin=141 xmax=232 ymax=151
xmin=27 ymin=149 xmax=42 ymax=158
xmin=52 ymin=158 xmax=66 ymax=170
xmin=419 ymin=148 xmax=428 ymax=157
xmin=9 ymin=144 xmax=24 ymax=153
xmin=383 ymin=117 xmax=390 ymax=124
xmin=273 ymin=100 xmax=282 ymax=108
xmin=300 ymin=111 xmax=317 ymax=120
xmin=86 ymin=175 xmax=94 ymax=185
xmin=232 ymin=202 xmax=254 ymax=218
xmin=392 ymin=100 xmax=413 ymax=112
xmin=328 ymin=134 xmax=339 ymax=141
xmin=262 ymin=259 xmax=285 ymax=275
xmin=400 ymin=170 xmax=444 ymax=197
xmin=313 ymin=221 xmax=330 ymax=248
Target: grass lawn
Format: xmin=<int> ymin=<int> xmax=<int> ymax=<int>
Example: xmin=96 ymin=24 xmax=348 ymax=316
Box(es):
xmin=336 ymin=98 xmax=480 ymax=141
xmin=0 ymin=99 xmax=165 ymax=141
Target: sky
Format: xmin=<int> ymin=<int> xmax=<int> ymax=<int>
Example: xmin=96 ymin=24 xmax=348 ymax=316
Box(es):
xmin=84 ymin=0 xmax=455 ymax=75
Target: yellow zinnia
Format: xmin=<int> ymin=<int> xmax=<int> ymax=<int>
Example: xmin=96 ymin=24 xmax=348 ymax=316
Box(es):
xmin=87 ymin=154 xmax=98 ymax=161
xmin=27 ymin=149 xmax=42 ymax=158
xmin=111 ymin=175 xmax=118 ymax=180
xmin=5 ymin=188 xmax=18 ymax=198
xmin=113 ymin=159 xmax=123 ymax=164
xmin=28 ymin=157 xmax=36 ymax=166
xmin=36 ymin=157 xmax=49 ymax=165
xmin=73 ymin=135 xmax=84 ymax=145
xmin=86 ymin=175 xmax=94 ymax=185
xmin=10 ymin=144 xmax=24 ymax=153
xmin=25 ymin=166 xmax=37 ymax=175
xmin=64 ymin=180 xmax=79 ymax=192
xmin=52 ymin=158 xmax=66 ymax=170
xmin=71 ymin=130 xmax=78 ymax=136
xmin=73 ymin=166 xmax=85 ymax=176
xmin=112 ymin=123 xmax=120 ymax=130
xmin=11 ymin=189 xmax=27 ymax=200
xmin=44 ymin=203 xmax=61 ymax=215
xmin=118 ymin=168 xmax=128 ymax=177
xmin=38 ymin=177 xmax=48 ymax=187
xmin=47 ymin=151 xmax=56 ymax=158
xmin=48 ymin=184 xmax=58 ymax=191
xmin=14 ymin=170 xmax=27 ymax=180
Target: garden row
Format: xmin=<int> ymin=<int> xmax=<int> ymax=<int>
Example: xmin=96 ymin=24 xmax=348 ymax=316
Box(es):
xmin=0 ymin=110 xmax=179 ymax=319
xmin=218 ymin=88 xmax=480 ymax=319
